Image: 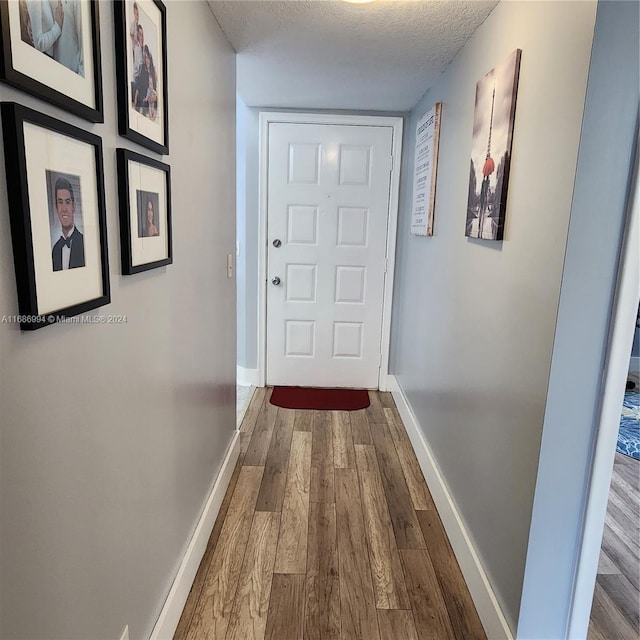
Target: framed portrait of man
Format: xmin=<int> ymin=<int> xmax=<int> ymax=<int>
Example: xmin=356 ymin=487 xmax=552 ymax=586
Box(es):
xmin=114 ymin=0 xmax=168 ymax=155
xmin=116 ymin=148 xmax=171 ymax=274
xmin=0 ymin=0 xmax=103 ymax=122
xmin=1 ymin=102 xmax=110 ymax=330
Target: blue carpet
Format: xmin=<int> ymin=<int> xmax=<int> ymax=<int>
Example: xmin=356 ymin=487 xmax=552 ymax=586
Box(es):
xmin=617 ymin=391 xmax=640 ymax=460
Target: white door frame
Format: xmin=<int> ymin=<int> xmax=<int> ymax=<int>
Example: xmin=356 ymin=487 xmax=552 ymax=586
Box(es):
xmin=567 ymin=145 xmax=640 ymax=638
xmin=257 ymin=111 xmax=403 ymax=390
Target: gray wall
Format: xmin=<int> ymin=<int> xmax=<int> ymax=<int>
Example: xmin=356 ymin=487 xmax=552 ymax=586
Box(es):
xmin=236 ymin=101 xmax=260 ymax=370
xmin=517 ymin=1 xmax=639 ymax=637
xmin=389 ymin=0 xmax=597 ymax=630
xmin=236 ymin=95 xmax=247 ymax=368
xmin=0 ymin=2 xmax=236 ymax=639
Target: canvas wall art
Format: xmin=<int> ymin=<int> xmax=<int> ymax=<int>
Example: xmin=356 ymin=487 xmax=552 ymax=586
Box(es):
xmin=466 ymin=49 xmax=521 ymax=241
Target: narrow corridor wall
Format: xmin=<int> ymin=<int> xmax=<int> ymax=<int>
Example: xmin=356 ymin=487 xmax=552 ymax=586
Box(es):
xmin=0 ymin=2 xmax=236 ymax=638
xmin=389 ymin=0 xmax=597 ymax=630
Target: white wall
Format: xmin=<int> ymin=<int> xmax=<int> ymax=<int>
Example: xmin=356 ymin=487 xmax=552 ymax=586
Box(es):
xmin=518 ymin=1 xmax=639 ymax=637
xmin=237 ymin=95 xmax=248 ymax=369
xmin=390 ymin=0 xmax=597 ymax=631
xmin=0 ymin=2 xmax=236 ymax=639
xmin=236 ymin=102 xmax=260 ymax=371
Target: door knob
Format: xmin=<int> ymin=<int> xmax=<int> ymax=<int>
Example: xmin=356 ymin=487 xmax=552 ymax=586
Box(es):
xmin=273 ymin=239 xmax=282 ymax=248
xmin=272 ymin=276 xmax=281 ymax=285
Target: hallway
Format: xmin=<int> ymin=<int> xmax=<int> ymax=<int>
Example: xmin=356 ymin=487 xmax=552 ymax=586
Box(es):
xmin=174 ymin=389 xmax=486 ymax=639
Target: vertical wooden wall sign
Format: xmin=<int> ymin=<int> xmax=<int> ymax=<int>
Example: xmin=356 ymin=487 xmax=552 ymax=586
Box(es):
xmin=411 ymin=102 xmax=442 ymax=236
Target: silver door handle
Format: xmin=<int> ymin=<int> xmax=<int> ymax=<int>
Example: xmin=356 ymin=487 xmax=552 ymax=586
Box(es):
xmin=272 ymin=276 xmax=281 ymax=286
xmin=273 ymin=239 xmax=282 ymax=248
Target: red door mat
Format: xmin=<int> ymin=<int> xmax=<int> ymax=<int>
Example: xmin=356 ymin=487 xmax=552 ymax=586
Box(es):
xmin=270 ymin=387 xmax=370 ymax=411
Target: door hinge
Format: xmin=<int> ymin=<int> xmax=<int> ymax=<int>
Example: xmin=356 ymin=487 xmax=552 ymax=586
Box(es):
xmin=389 ymin=155 xmax=394 ymax=172
xmin=384 ymin=258 xmax=388 ymax=274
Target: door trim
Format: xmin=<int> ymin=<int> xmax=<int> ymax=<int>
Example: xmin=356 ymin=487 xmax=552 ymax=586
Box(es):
xmin=257 ymin=112 xmax=403 ymax=389
xmin=566 ymin=144 xmax=639 ymax=639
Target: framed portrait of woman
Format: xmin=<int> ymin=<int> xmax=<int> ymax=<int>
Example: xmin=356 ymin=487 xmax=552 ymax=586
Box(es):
xmin=114 ymin=0 xmax=168 ymax=155
xmin=117 ymin=148 xmax=171 ymax=275
xmin=0 ymin=0 xmax=103 ymax=122
xmin=1 ymin=102 xmax=110 ymax=330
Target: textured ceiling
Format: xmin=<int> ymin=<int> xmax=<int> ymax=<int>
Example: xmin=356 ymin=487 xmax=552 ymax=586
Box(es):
xmin=207 ymin=0 xmax=498 ymax=111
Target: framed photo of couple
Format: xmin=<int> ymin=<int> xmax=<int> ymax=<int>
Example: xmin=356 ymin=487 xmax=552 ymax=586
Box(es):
xmin=117 ymin=148 xmax=171 ymax=275
xmin=1 ymin=102 xmax=110 ymax=330
xmin=114 ymin=0 xmax=168 ymax=155
xmin=0 ymin=0 xmax=103 ymax=122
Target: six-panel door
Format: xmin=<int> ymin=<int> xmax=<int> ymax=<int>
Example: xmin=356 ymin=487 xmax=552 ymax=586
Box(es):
xmin=266 ymin=122 xmax=393 ymax=388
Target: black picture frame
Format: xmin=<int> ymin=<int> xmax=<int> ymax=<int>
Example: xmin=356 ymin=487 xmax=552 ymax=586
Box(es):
xmin=117 ymin=148 xmax=172 ymax=274
xmin=0 ymin=0 xmax=103 ymax=123
xmin=1 ymin=102 xmax=110 ymax=330
xmin=114 ymin=0 xmax=168 ymax=155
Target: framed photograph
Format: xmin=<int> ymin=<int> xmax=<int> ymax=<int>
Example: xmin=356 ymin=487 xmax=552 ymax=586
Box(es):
xmin=117 ymin=148 xmax=171 ymax=274
xmin=114 ymin=0 xmax=168 ymax=155
xmin=1 ymin=102 xmax=110 ymax=330
xmin=466 ymin=49 xmax=521 ymax=241
xmin=0 ymin=0 xmax=103 ymax=122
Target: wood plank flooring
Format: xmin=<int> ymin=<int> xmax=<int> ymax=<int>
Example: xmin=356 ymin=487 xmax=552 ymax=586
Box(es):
xmin=175 ymin=389 xmax=486 ymax=640
xmin=588 ymin=451 xmax=640 ymax=640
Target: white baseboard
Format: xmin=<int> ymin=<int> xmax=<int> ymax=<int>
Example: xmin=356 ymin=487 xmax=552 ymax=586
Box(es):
xmin=389 ymin=375 xmax=513 ymax=640
xmin=237 ymin=386 xmax=257 ymax=429
xmin=384 ymin=375 xmax=400 ymax=393
xmin=149 ymin=431 xmax=241 ymax=640
xmin=629 ymin=356 xmax=640 ymax=373
xmin=237 ymin=366 xmax=260 ymax=387
xmin=378 ymin=373 xmax=397 ymax=392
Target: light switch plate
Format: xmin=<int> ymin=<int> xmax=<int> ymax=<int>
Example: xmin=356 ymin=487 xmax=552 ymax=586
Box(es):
xmin=226 ymin=253 xmax=233 ymax=279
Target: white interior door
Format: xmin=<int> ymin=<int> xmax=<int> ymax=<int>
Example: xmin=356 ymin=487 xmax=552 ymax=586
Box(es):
xmin=266 ymin=122 xmax=393 ymax=388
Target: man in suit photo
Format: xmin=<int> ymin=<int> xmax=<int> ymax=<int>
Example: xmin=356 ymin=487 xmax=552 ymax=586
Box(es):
xmin=51 ymin=176 xmax=84 ymax=271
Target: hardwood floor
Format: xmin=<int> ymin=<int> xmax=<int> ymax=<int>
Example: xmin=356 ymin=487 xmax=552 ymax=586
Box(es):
xmin=175 ymin=389 xmax=486 ymax=640
xmin=588 ymin=451 xmax=640 ymax=640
